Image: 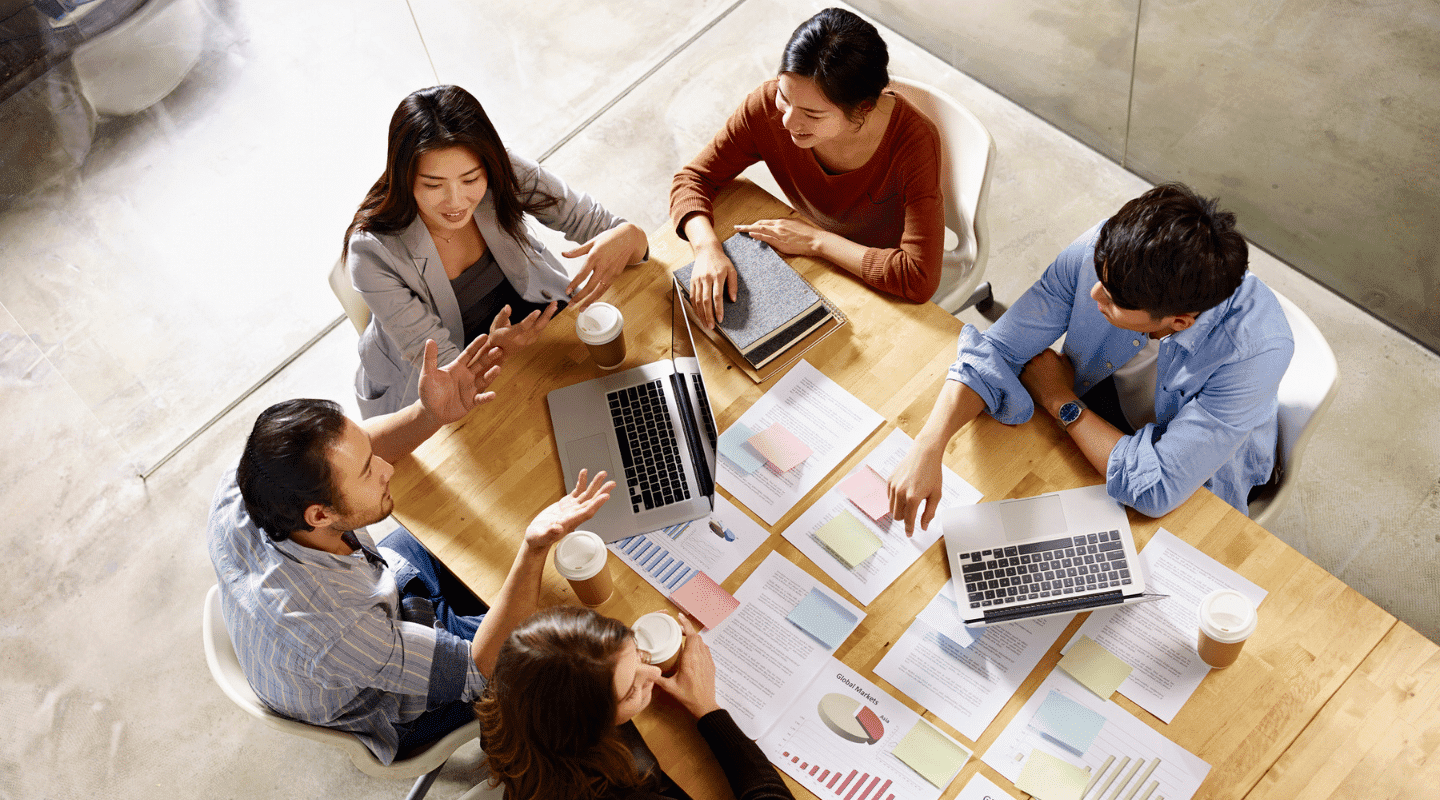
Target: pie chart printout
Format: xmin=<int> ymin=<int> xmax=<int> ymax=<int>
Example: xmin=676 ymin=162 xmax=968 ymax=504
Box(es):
xmin=817 ymin=693 xmax=884 ymax=744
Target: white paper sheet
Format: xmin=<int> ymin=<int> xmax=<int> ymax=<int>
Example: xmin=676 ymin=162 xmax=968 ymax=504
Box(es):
xmin=718 ymin=360 xmax=884 ymax=525
xmin=875 ymin=582 xmax=1065 ymax=741
xmin=781 ymin=428 xmax=981 ymax=605
xmin=703 ymin=552 xmax=866 ymax=739
xmin=1069 ymin=528 xmax=1267 ymax=723
xmin=758 ymin=659 xmax=955 ymax=800
xmin=607 ymin=496 xmax=769 ymax=594
xmin=983 ymin=670 xmax=1210 ymax=800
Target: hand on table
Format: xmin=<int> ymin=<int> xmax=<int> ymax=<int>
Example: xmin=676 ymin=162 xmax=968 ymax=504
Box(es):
xmin=656 ymin=615 xmax=721 ymax=719
xmin=523 ymin=469 xmax=615 ymax=551
xmin=1020 ymin=348 xmax=1078 ymax=418
xmin=734 ymin=217 xmax=823 ymax=258
xmin=888 ymin=440 xmax=945 ymax=536
xmin=687 ymin=242 xmax=738 ymax=330
xmin=488 ymin=302 xmax=558 ymax=361
xmin=417 ymin=336 xmax=503 ymax=426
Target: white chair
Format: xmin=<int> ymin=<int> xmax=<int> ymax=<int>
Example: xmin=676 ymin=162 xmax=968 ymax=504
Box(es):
xmin=330 ymin=256 xmax=372 ymax=334
xmin=1248 ymin=291 xmax=1339 ymax=527
xmin=203 ymin=586 xmax=477 ymax=800
xmin=888 ymin=77 xmax=996 ymax=314
xmin=71 ymin=0 xmax=206 ymax=116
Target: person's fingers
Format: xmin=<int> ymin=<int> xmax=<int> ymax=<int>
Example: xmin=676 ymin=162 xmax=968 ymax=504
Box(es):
xmin=562 ymin=239 xmax=595 ymax=259
xmin=423 ymin=339 xmax=439 ymax=373
xmin=566 ymin=264 xmax=595 ymax=296
xmin=900 ymin=493 xmax=919 ymax=536
xmin=725 ymin=265 xmax=739 ymax=302
xmin=471 ymin=390 xmax=497 ymax=407
xmin=491 ymin=305 xmax=513 ymax=331
xmin=920 ymin=490 xmax=941 ymax=533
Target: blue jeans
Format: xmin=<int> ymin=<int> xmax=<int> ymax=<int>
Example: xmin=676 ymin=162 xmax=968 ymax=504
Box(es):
xmin=379 ymin=526 xmax=488 ymax=753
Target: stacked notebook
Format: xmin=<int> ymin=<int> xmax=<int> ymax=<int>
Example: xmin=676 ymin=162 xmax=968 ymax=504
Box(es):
xmin=675 ymin=233 xmax=844 ymax=378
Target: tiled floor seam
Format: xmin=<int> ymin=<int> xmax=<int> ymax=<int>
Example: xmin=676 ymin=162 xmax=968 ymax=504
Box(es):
xmin=534 ymin=0 xmax=750 ymax=164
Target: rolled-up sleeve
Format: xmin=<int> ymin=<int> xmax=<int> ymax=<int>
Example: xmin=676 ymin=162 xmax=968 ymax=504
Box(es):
xmin=947 ymin=232 xmax=1089 ymax=422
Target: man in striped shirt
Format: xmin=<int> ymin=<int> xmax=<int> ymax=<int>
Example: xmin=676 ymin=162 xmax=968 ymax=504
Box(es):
xmin=207 ymin=337 xmax=614 ymax=763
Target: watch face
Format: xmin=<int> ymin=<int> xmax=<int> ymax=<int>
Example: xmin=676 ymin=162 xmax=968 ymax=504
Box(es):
xmin=1059 ymin=402 xmax=1082 ymax=425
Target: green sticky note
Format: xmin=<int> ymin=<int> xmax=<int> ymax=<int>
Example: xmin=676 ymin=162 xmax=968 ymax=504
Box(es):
xmin=814 ymin=510 xmax=883 ymax=568
xmin=1059 ymin=635 xmax=1134 ymax=700
xmin=1015 ymin=749 xmax=1089 ymax=800
xmin=892 ymin=719 xmax=971 ymax=788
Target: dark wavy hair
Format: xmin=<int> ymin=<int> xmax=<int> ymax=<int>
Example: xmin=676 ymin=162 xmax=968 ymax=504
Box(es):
xmin=235 ymin=399 xmax=348 ymax=541
xmin=1094 ymin=183 xmax=1249 ymax=318
xmin=343 ymin=85 xmax=556 ymax=258
xmin=779 ymin=8 xmax=889 ymax=123
xmin=476 ymin=606 xmax=650 ymax=800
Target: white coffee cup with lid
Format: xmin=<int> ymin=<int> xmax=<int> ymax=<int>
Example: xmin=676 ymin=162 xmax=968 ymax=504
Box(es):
xmin=633 ymin=611 xmax=685 ymax=674
xmin=1196 ymin=589 xmax=1257 ymax=668
xmin=575 ymin=302 xmax=626 ymax=370
xmin=554 ymin=531 xmax=614 ymax=606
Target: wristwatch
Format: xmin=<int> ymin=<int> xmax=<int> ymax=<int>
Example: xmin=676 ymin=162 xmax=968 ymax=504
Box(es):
xmin=1057 ymin=399 xmax=1087 ymax=430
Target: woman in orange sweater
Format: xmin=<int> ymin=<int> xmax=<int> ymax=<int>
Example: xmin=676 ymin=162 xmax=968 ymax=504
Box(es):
xmin=671 ymin=7 xmax=944 ymax=328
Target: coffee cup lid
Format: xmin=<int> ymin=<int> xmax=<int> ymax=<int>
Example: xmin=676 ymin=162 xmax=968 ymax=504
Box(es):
xmin=633 ymin=612 xmax=682 ymax=660
xmin=1198 ymin=589 xmax=1257 ymax=643
xmin=575 ymin=303 xmax=622 ymax=344
xmin=554 ymin=531 xmax=607 ymax=579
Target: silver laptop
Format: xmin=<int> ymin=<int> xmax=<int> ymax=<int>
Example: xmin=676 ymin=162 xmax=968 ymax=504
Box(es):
xmin=547 ymin=277 xmax=720 ymax=542
xmin=942 ymin=484 xmax=1165 ymax=626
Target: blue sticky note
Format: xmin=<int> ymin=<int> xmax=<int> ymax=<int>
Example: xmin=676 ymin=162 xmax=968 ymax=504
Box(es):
xmin=718 ymin=422 xmax=765 ymax=474
xmin=1028 ymin=691 xmax=1107 ymax=756
xmin=786 ymin=588 xmax=860 ymax=649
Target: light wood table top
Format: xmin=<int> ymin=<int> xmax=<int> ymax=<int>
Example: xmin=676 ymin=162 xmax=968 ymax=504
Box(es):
xmin=388 ymin=180 xmax=1416 ymax=800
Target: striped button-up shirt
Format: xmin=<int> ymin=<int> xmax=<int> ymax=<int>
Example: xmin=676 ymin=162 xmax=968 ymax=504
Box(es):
xmin=207 ymin=468 xmax=485 ymax=763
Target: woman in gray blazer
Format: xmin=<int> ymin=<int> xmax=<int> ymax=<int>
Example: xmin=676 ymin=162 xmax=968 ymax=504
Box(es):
xmin=345 ymin=85 xmax=649 ymax=418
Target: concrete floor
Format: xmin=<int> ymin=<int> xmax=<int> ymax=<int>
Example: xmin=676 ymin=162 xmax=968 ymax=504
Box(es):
xmin=1 ymin=0 xmax=1435 ymax=797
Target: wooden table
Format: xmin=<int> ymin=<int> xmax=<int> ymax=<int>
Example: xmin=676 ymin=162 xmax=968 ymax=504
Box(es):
xmin=388 ymin=180 xmax=1431 ymax=800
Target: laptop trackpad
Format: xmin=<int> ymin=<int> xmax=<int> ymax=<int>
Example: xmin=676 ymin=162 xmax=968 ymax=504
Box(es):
xmin=997 ymin=494 xmax=1067 ymax=542
xmin=563 ymin=434 xmax=617 ymax=486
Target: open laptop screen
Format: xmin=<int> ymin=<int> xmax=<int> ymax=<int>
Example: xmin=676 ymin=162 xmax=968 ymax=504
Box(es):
xmin=670 ymin=275 xmax=719 ymax=496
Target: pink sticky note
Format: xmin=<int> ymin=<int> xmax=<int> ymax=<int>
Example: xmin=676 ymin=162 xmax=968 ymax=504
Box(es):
xmin=669 ymin=571 xmax=740 ymax=630
xmin=838 ymin=465 xmax=890 ymax=521
xmin=747 ymin=423 xmax=812 ymax=472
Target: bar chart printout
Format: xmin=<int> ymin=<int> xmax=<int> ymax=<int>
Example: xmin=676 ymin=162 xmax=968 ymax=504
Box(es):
xmin=758 ymin=661 xmax=953 ymax=800
xmin=608 ymin=496 xmax=766 ymax=593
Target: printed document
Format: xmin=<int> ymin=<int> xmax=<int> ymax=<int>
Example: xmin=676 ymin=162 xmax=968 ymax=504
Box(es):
xmin=874 ymin=582 xmax=1064 ymax=741
xmin=717 ymin=360 xmax=883 ymax=524
xmin=1070 ymin=529 xmax=1267 ymax=722
xmin=781 ymin=428 xmax=980 ymax=605
xmin=608 ymin=495 xmax=768 ymax=594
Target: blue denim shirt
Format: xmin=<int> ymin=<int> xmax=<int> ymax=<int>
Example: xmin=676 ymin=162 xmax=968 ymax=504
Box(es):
xmin=948 ymin=222 xmax=1293 ymax=517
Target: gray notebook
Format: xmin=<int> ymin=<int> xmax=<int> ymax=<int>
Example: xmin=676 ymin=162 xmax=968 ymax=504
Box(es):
xmin=674 ymin=233 xmax=832 ymax=367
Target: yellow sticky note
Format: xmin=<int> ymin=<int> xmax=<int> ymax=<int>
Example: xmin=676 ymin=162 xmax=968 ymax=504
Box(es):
xmin=814 ymin=511 xmax=883 ymax=568
xmin=1016 ymin=749 xmax=1089 ymax=800
xmin=892 ymin=719 xmax=971 ymax=788
xmin=1059 ymin=635 xmax=1134 ymax=700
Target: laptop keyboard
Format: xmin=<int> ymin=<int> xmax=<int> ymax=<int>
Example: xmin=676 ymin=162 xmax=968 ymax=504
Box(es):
xmin=958 ymin=531 xmax=1131 ymax=609
xmin=608 ymin=380 xmax=691 ymax=513
xmin=691 ymin=373 xmax=717 ymax=446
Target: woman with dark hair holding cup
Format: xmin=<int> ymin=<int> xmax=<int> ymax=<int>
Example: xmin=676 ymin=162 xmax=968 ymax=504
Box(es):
xmin=671 ymin=7 xmax=945 ymax=328
xmin=474 ymin=606 xmax=793 ymax=800
xmin=345 ymin=85 xmax=649 ymax=417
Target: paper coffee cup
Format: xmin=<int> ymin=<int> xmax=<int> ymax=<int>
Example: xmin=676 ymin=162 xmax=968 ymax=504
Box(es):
xmin=576 ymin=302 xmax=626 ymax=370
xmin=1196 ymin=589 xmax=1257 ymax=669
xmin=554 ymin=531 xmax=614 ymax=606
xmin=633 ymin=612 xmax=685 ymax=675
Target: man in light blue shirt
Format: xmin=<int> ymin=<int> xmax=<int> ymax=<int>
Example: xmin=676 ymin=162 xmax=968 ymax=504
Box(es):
xmin=208 ymin=336 xmax=613 ymax=763
xmin=889 ymin=184 xmax=1293 ymax=530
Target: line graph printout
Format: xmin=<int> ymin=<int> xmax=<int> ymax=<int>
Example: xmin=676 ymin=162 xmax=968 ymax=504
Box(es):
xmin=983 ymin=670 xmax=1210 ymax=800
xmin=874 ymin=582 xmax=1064 ymax=741
xmin=608 ymin=496 xmax=768 ymax=594
xmin=781 ymin=428 xmax=981 ymax=605
xmin=758 ymin=660 xmax=960 ymax=800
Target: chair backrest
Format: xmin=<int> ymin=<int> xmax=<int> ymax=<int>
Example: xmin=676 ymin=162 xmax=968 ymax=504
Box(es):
xmin=1271 ymin=290 xmax=1339 ymax=469
xmin=330 ymin=256 xmax=372 ymax=334
xmin=887 ymin=77 xmax=995 ymax=309
xmin=202 ymin=585 xmax=478 ymax=780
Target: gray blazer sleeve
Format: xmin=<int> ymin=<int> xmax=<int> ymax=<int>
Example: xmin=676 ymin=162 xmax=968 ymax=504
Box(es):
xmin=509 ymin=152 xmax=628 ymax=248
